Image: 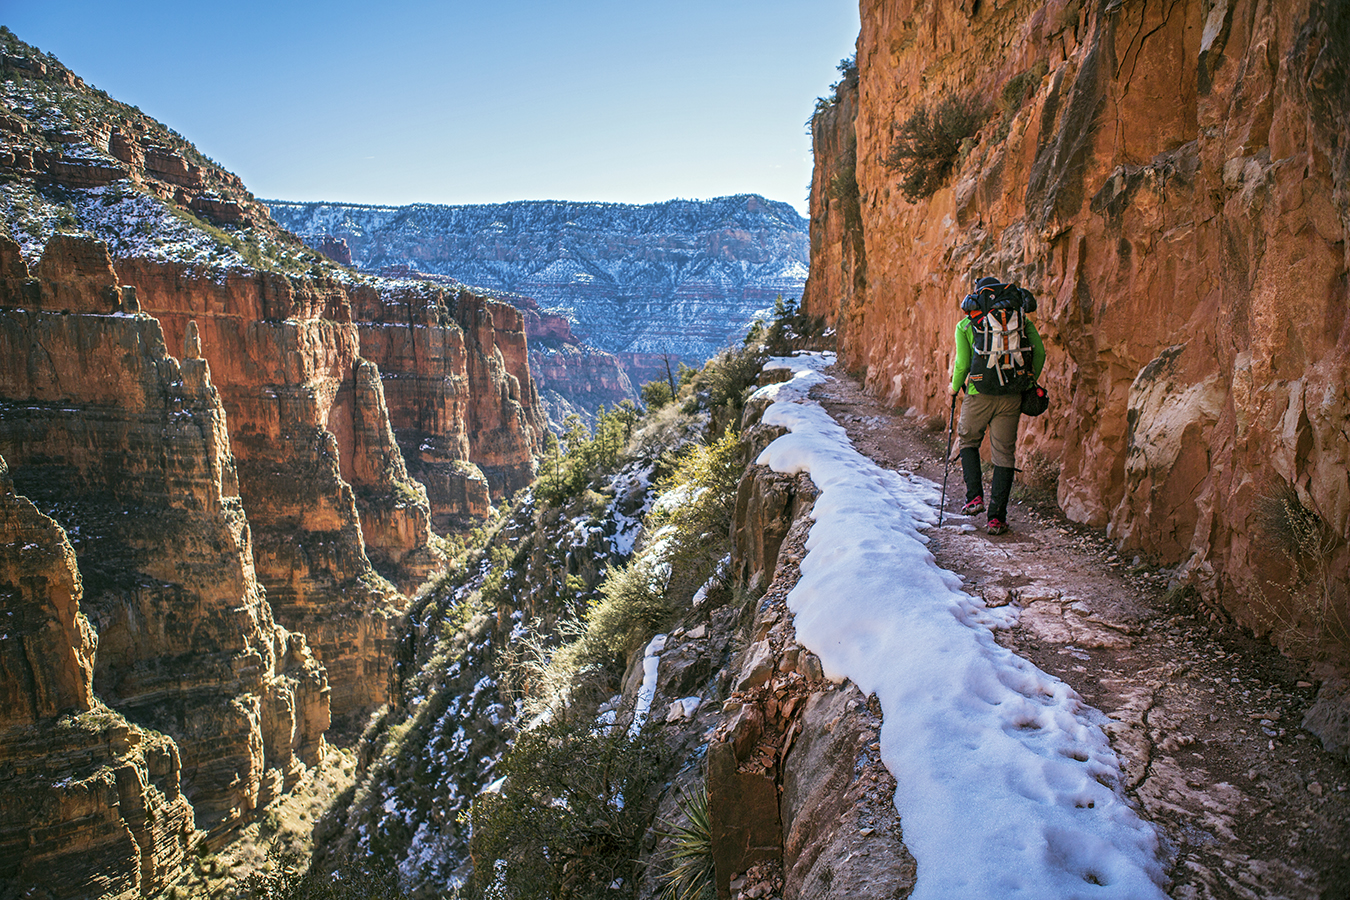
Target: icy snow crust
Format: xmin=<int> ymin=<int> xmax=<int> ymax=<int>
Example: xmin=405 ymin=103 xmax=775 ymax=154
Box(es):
xmin=753 ymin=354 xmax=1168 ymax=900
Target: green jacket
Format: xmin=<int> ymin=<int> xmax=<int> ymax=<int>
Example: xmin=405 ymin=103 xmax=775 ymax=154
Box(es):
xmin=950 ymin=314 xmax=1046 ymax=395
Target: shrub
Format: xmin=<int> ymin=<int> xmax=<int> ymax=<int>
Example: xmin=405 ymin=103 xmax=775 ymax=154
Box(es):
xmin=827 ymin=164 xmax=862 ymax=242
xmin=810 ymin=55 xmax=858 ymax=120
xmin=764 ymin=295 xmax=828 ymax=357
xmin=230 ymin=850 xmax=410 ymax=900
xmin=521 ymin=426 xmax=743 ymax=714
xmin=681 ymin=345 xmax=765 ymax=430
xmin=641 ymin=379 xmax=675 ymax=410
xmin=883 ymin=94 xmax=989 ymax=201
xmin=584 ymin=556 xmax=673 ymax=658
xmin=468 ymin=718 xmax=669 ymax=900
xmin=1253 ymin=485 xmax=1348 ymax=656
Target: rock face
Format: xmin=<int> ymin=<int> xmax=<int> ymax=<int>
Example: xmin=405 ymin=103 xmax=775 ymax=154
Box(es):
xmin=0 ymin=29 xmax=549 ymax=896
xmin=0 ymin=236 xmax=330 ymax=842
xmin=804 ymin=0 xmax=1350 ymax=648
xmin=531 ymin=344 xmax=639 ymax=429
xmin=264 ymin=196 xmax=810 ymax=367
xmin=349 ymin=279 xmax=543 ymax=527
xmin=703 ymin=411 xmax=917 ymax=900
xmin=1 ymin=454 xmax=198 ymax=899
xmin=109 ymin=256 xmax=415 ymax=718
xmin=0 ymin=46 xmax=266 ymax=228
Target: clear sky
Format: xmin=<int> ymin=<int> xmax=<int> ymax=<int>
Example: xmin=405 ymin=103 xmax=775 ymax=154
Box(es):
xmin=3 ymin=1 xmax=859 ymax=215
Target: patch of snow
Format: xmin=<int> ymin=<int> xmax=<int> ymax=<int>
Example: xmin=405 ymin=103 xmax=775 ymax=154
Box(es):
xmin=753 ymin=352 xmax=1168 ymax=900
xmin=665 ymin=697 xmax=701 ymax=722
xmin=628 ymin=633 xmax=667 ymax=737
xmin=691 ymin=556 xmax=730 ymax=606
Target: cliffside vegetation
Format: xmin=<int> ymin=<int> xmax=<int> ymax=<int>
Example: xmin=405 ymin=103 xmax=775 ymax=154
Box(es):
xmin=297 ymin=322 xmax=789 ymax=898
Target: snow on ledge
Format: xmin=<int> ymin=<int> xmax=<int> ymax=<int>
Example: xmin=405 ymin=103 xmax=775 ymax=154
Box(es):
xmin=751 ymin=353 xmax=1168 ymax=900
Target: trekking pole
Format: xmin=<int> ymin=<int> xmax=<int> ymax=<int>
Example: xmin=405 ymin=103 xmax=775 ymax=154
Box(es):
xmin=938 ymin=391 xmax=958 ymax=527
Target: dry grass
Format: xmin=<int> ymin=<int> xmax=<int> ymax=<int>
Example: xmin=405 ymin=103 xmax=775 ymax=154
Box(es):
xmin=169 ymin=747 xmax=358 ymax=898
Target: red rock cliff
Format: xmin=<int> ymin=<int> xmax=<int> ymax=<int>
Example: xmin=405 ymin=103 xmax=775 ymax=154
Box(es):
xmin=348 ymin=279 xmax=544 ymax=526
xmin=0 ymin=235 xmax=329 ymax=840
xmin=805 ymin=0 xmax=1349 ymax=652
xmin=112 ymin=257 xmax=420 ymax=718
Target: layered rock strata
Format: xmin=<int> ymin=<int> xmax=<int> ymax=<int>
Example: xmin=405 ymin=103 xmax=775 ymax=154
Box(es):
xmin=530 ymin=343 xmax=639 ymax=429
xmin=0 ymin=33 xmax=270 ymax=229
xmin=804 ymin=0 xmax=1350 ymax=651
xmin=348 ymin=279 xmax=543 ymax=521
xmin=1 ymin=456 xmax=197 ymax=898
xmin=111 ymin=256 xmax=420 ymax=717
xmin=0 ymin=235 xmax=329 ymax=839
xmin=265 ymin=195 xmax=810 ymax=368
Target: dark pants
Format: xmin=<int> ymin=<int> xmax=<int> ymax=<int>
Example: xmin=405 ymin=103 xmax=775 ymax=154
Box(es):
xmin=957 ymin=392 xmax=1020 ymax=520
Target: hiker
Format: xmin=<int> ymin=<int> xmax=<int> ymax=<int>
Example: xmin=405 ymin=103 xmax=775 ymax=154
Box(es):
xmin=948 ymin=276 xmax=1046 ymax=535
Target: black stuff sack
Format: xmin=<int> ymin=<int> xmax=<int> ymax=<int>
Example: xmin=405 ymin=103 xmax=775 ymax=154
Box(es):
xmin=1021 ymin=382 xmax=1049 ymax=416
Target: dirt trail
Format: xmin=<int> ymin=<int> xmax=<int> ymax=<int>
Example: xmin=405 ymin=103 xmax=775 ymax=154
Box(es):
xmin=810 ymin=367 xmax=1350 ymax=900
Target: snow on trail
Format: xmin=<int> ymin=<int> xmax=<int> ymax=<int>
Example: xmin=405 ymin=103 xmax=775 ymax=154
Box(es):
xmin=753 ymin=354 xmax=1168 ymax=900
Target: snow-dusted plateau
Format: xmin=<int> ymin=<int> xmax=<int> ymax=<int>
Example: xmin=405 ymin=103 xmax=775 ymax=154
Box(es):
xmin=266 ymin=195 xmax=809 ymax=362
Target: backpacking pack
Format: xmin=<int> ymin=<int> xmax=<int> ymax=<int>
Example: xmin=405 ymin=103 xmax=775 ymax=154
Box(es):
xmin=961 ymin=281 xmax=1036 ymax=395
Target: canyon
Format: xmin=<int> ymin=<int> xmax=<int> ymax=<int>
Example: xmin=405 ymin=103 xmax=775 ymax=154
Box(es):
xmin=4 ymin=0 xmax=1350 ymax=894
xmin=804 ymin=0 xmax=1349 ymax=686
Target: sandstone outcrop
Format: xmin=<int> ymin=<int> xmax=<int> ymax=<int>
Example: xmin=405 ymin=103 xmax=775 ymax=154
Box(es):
xmin=111 ymin=257 xmax=418 ymax=718
xmin=349 ymin=278 xmax=542 ymax=521
xmin=1 ymin=454 xmax=198 ymax=899
xmin=804 ymin=0 xmax=1349 ymax=658
xmin=0 ymin=236 xmax=330 ymax=840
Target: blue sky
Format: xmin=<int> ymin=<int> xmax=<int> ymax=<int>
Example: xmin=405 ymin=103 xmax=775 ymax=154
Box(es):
xmin=3 ymin=1 xmax=859 ymax=214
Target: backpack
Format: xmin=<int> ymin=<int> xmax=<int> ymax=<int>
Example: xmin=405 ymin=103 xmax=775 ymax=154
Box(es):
xmin=961 ymin=281 xmax=1036 ymax=395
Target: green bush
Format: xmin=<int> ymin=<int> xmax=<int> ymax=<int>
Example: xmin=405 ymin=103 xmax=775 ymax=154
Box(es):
xmin=883 ymin=94 xmax=989 ymax=201
xmin=641 ymin=379 xmax=675 ymax=410
xmin=763 ymin=295 xmax=827 ymax=357
xmin=653 ymin=428 xmax=743 ymax=605
xmin=521 ymin=426 xmax=744 ymax=715
xmin=681 ymin=345 xmax=765 ymax=430
xmin=584 ymin=556 xmax=672 ymax=658
xmin=231 ymin=852 xmax=410 ymax=900
xmin=536 ymin=404 xmax=641 ymax=506
xmin=468 ymin=718 xmax=669 ymax=900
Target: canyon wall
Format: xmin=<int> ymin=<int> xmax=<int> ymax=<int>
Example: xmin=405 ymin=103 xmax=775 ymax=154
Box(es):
xmin=112 ymin=257 xmax=417 ymax=718
xmin=0 ymin=29 xmax=551 ymax=895
xmin=0 ymin=234 xmax=329 ymax=841
xmin=531 ymin=344 xmax=639 ymax=429
xmin=805 ymin=0 xmax=1349 ymax=651
xmin=1 ymin=456 xmax=198 ymax=898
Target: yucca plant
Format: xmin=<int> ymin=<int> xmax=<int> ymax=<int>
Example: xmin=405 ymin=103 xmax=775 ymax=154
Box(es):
xmin=660 ymin=786 xmax=715 ymax=900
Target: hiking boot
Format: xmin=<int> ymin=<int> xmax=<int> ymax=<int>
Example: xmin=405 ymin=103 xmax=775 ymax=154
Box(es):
xmin=986 ymin=517 xmax=1009 ymax=535
xmin=961 ymin=496 xmax=985 ymax=515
